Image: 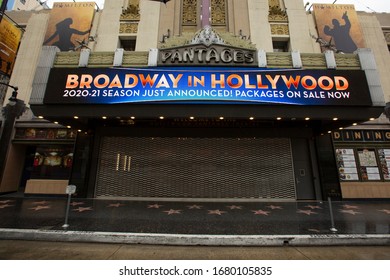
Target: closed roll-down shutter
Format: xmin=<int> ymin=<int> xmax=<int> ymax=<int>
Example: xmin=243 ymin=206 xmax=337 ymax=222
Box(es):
xmin=95 ymin=137 xmax=296 ymax=199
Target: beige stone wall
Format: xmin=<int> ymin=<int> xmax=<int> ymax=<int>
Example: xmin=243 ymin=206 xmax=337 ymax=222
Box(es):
xmin=248 ymin=0 xmax=273 ymax=51
xmin=136 ymin=0 xmax=161 ymax=51
xmin=5 ymin=13 xmax=50 ymax=105
xmin=358 ymin=13 xmax=390 ymax=103
xmin=93 ymin=0 xmax=122 ymax=51
xmin=285 ymin=0 xmax=319 ymax=53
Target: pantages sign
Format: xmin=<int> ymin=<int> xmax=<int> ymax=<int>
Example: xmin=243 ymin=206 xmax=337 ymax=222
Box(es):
xmin=157 ymin=26 xmax=257 ymax=67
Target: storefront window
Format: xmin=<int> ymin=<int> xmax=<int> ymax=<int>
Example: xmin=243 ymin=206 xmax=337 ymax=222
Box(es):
xmin=336 ymin=148 xmax=359 ymax=181
xmin=31 ymin=146 xmax=73 ymax=180
xmin=335 ymin=147 xmax=389 ymax=182
xmin=378 ymin=149 xmax=390 ymax=181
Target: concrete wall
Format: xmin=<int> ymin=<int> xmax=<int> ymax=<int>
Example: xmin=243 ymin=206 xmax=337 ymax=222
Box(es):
xmin=286 ymin=0 xmax=319 ymax=53
xmin=358 ymin=13 xmax=390 ymax=103
xmin=247 ymin=0 xmax=272 ymax=51
xmin=136 ymin=0 xmax=161 ymax=51
xmin=5 ymin=12 xmax=49 ymax=105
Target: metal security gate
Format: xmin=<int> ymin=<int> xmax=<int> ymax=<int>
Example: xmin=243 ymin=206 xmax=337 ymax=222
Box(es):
xmin=95 ymin=137 xmax=296 ymax=200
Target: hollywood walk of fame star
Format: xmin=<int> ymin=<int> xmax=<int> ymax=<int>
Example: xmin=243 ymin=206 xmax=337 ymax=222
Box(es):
xmin=32 ymin=200 xmax=50 ymax=205
xmin=148 ymin=203 xmax=164 ymax=209
xmin=29 ymin=205 xmax=51 ymax=211
xmin=187 ymin=204 xmax=203 ymax=209
xmin=0 ymin=204 xmax=14 ymax=209
xmin=0 ymin=200 xmax=14 ymax=204
xmin=304 ymin=205 xmax=322 ymax=209
xmin=342 ymin=204 xmax=360 ymax=209
xmin=339 ymin=209 xmax=361 ymax=215
xmin=72 ymin=207 xmax=93 ymax=212
xmin=378 ymin=209 xmax=390 ymax=214
xmin=252 ymin=209 xmax=270 ymax=216
xmin=163 ymin=209 xmax=182 ymax=215
xmin=226 ymin=205 xmax=242 ymax=210
xmin=107 ymin=203 xmax=125 ymax=208
xmin=70 ymin=202 xmax=85 ymax=206
xmin=297 ymin=209 xmax=318 ymax=215
xmin=266 ymin=205 xmax=283 ymax=210
xmin=208 ymin=209 xmax=227 ymax=215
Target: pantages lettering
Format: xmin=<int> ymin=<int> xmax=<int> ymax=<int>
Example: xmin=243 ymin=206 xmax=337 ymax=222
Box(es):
xmin=159 ymin=45 xmax=256 ymax=66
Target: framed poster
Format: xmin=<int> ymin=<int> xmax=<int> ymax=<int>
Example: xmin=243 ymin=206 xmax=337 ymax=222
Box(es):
xmin=358 ymin=149 xmax=380 ymax=181
xmin=335 ymin=148 xmax=359 ymax=181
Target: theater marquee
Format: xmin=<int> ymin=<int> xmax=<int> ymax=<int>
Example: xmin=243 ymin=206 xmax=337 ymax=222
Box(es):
xmin=43 ymin=67 xmax=372 ymax=106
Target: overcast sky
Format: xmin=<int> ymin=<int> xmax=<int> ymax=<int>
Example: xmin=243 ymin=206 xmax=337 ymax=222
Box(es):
xmin=45 ymin=0 xmax=389 ymax=13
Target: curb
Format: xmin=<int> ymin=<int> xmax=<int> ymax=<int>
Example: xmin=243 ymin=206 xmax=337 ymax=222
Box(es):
xmin=1 ymin=228 xmax=390 ymax=246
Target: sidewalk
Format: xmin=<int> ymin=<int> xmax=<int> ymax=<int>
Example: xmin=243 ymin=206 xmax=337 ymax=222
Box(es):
xmin=0 ymin=195 xmax=389 ymax=246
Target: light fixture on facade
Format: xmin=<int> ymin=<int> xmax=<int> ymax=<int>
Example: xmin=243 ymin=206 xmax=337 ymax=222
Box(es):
xmin=189 ymin=116 xmax=195 ymax=120
xmin=352 ymin=123 xmax=357 ymax=126
xmin=339 ymin=127 xmax=343 ymax=130
xmin=78 ymin=129 xmax=82 ymax=132
xmin=249 ymin=117 xmax=254 ymax=120
xmin=219 ymin=117 xmax=224 ymax=120
xmin=333 ymin=117 xmax=338 ymax=121
xmin=67 ymin=125 xmax=71 ymax=128
xmin=130 ymin=116 xmax=135 ymax=120
xmin=38 ymin=116 xmax=44 ymax=119
xmin=328 ymin=131 xmax=332 ymax=134
xmin=54 ymin=121 xmax=58 ymax=124
xmin=305 ymin=117 xmax=310 ymax=121
xmin=102 ymin=116 xmax=107 ymax=119
xmin=74 ymin=116 xmax=79 ymax=119
xmin=369 ymin=118 xmax=375 ymax=121
xmin=276 ymin=117 xmax=282 ymax=120
xmin=159 ymin=116 xmax=164 ymax=119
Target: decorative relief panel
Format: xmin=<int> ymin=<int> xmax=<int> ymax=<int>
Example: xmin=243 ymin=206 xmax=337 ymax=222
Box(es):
xmin=270 ymin=24 xmax=289 ymax=35
xmin=120 ymin=0 xmax=140 ymax=34
xmin=121 ymin=0 xmax=140 ymax=21
xmin=268 ymin=0 xmax=288 ymax=22
xmin=182 ymin=0 xmax=198 ymax=26
xmin=120 ymin=23 xmax=138 ymax=34
xmin=211 ymin=0 xmax=226 ymax=26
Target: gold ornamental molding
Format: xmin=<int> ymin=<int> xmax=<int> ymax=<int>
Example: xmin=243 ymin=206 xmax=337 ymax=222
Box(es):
xmin=211 ymin=0 xmax=226 ymax=26
xmin=182 ymin=0 xmax=197 ymax=26
xmin=120 ymin=22 xmax=138 ymax=34
xmin=270 ymin=23 xmax=289 ymax=36
xmin=121 ymin=1 xmax=140 ymax=21
xmin=268 ymin=0 xmax=288 ymax=22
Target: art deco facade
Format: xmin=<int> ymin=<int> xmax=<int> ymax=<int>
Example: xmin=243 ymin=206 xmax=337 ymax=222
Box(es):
xmin=1 ymin=0 xmax=390 ymax=200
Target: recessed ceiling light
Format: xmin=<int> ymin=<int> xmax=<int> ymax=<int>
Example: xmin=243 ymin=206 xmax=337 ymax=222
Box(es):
xmin=328 ymin=131 xmax=332 ymax=134
xmin=74 ymin=116 xmax=79 ymax=119
xmin=67 ymin=125 xmax=71 ymax=129
xmin=369 ymin=118 xmax=375 ymax=121
xmin=189 ymin=116 xmax=195 ymax=120
xmin=333 ymin=117 xmax=338 ymax=121
xmin=159 ymin=116 xmax=164 ymax=119
xmin=38 ymin=116 xmax=44 ymax=119
xmin=352 ymin=123 xmax=357 ymax=126
xmin=305 ymin=117 xmax=310 ymax=121
xmin=219 ymin=117 xmax=224 ymax=120
xmin=102 ymin=116 xmax=107 ymax=119
xmin=249 ymin=117 xmax=254 ymax=120
xmin=54 ymin=121 xmax=58 ymax=124
xmin=276 ymin=117 xmax=282 ymax=120
xmin=78 ymin=129 xmax=82 ymax=132
xmin=130 ymin=116 xmax=135 ymax=120
xmin=339 ymin=127 xmax=343 ymax=130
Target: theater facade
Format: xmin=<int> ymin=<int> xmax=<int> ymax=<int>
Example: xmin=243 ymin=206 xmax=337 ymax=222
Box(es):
xmin=2 ymin=0 xmax=389 ymax=200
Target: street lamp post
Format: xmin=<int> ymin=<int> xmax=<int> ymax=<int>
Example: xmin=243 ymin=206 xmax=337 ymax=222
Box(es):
xmin=0 ymin=82 xmax=27 ymax=185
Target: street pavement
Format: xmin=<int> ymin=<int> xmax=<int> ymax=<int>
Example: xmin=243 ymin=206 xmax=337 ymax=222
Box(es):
xmin=1 ymin=240 xmax=390 ymax=259
xmin=0 ymin=195 xmax=389 ymax=259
